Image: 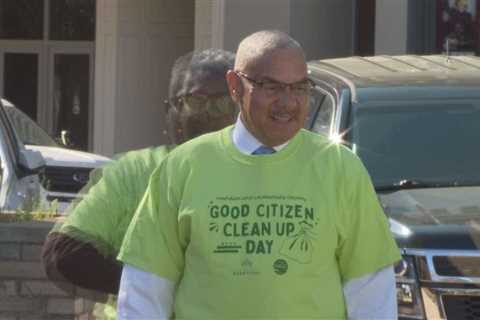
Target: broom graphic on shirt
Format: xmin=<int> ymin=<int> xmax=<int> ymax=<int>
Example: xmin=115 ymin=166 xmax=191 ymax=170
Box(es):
xmin=280 ymin=220 xmax=318 ymax=264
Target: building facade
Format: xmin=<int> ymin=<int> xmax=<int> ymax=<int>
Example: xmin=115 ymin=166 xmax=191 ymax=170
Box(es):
xmin=0 ymin=0 xmax=478 ymax=156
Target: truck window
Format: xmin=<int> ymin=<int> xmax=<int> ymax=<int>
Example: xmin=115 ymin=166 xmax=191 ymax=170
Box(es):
xmin=3 ymin=104 xmax=58 ymax=147
xmin=350 ymin=101 xmax=480 ymax=188
xmin=309 ymin=89 xmax=335 ymax=136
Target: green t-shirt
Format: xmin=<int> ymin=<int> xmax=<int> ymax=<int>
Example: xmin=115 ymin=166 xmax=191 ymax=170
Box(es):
xmin=119 ymin=127 xmax=400 ymax=319
xmin=60 ymin=145 xmax=173 ymax=256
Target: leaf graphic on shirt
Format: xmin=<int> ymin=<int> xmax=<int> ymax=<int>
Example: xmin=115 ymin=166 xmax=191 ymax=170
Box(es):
xmin=209 ymin=222 xmax=219 ymax=232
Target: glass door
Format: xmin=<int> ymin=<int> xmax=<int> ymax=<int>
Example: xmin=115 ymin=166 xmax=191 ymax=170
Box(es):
xmin=0 ymin=0 xmax=45 ymax=130
xmin=0 ymin=0 xmax=95 ymax=151
xmin=50 ymin=52 xmax=92 ymax=150
xmin=2 ymin=53 xmax=39 ymax=121
xmin=0 ymin=44 xmax=47 ymax=130
xmin=0 ymin=46 xmax=94 ymax=150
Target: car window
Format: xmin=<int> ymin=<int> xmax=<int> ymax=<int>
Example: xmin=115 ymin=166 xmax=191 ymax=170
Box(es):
xmin=308 ymin=89 xmax=335 ymax=136
xmin=350 ymin=101 xmax=480 ymax=187
xmin=3 ymin=104 xmax=58 ymax=147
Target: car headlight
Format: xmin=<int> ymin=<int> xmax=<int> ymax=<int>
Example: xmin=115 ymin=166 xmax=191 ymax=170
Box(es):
xmin=395 ymin=255 xmax=425 ymax=318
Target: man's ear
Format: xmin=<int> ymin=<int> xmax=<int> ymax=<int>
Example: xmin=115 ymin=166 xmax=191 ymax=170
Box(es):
xmin=226 ymin=70 xmax=243 ymax=104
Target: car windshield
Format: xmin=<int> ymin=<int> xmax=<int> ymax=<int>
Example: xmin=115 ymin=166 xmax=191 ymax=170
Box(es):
xmin=3 ymin=104 xmax=58 ymax=147
xmin=349 ymin=100 xmax=480 ymax=189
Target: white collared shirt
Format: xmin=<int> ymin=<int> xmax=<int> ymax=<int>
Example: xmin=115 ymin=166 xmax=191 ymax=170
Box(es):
xmin=117 ymin=117 xmax=398 ymax=319
xmin=232 ymin=116 xmax=287 ymax=154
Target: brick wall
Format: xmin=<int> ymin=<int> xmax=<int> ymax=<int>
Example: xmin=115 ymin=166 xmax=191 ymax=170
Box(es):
xmin=0 ymin=221 xmax=97 ymax=320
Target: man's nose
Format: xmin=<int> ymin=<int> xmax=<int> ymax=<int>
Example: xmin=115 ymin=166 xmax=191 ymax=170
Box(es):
xmin=276 ymin=85 xmax=298 ymax=107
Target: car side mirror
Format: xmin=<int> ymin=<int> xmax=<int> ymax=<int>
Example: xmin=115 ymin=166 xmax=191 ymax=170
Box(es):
xmin=18 ymin=148 xmax=46 ymax=172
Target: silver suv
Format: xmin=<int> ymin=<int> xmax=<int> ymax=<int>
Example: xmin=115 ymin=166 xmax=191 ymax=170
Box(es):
xmin=0 ymin=98 xmax=109 ymax=213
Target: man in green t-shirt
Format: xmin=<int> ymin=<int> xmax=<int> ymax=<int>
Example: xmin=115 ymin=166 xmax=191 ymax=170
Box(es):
xmin=117 ymin=30 xmax=401 ymax=319
xmin=41 ymin=49 xmax=237 ymax=300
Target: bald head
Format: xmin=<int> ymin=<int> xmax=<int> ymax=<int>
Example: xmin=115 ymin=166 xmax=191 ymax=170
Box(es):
xmin=234 ymin=30 xmax=305 ymax=73
xmin=226 ymin=30 xmax=310 ymax=147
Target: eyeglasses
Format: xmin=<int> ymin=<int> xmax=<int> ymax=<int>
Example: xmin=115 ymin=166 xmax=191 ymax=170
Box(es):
xmin=235 ymin=71 xmax=315 ymax=97
xmin=171 ymin=93 xmax=237 ymax=116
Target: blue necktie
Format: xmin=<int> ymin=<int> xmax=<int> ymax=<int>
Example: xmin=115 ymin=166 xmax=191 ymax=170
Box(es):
xmin=252 ymin=146 xmax=276 ymax=155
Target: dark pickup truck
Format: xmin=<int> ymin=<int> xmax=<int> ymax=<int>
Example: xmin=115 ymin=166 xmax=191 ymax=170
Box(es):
xmin=307 ymin=55 xmax=480 ymax=320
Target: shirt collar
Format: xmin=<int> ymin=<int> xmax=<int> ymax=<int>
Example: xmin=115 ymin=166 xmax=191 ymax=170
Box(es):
xmin=231 ymin=115 xmax=288 ymax=155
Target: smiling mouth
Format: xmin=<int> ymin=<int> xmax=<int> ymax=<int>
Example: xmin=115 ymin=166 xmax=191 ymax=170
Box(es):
xmin=271 ymin=113 xmax=294 ymax=123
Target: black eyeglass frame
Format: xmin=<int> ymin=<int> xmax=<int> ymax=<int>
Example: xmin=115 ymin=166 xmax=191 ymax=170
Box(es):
xmin=234 ymin=70 xmax=315 ymax=96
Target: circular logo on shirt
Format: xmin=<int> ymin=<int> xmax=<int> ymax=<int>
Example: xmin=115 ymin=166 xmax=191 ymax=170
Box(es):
xmin=273 ymin=259 xmax=288 ymax=275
